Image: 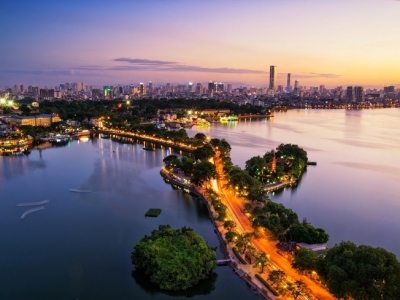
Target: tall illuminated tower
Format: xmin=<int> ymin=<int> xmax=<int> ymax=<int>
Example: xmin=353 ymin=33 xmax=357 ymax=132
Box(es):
xmin=269 ymin=65 xmax=277 ymax=91
xmin=286 ymin=73 xmax=291 ymax=93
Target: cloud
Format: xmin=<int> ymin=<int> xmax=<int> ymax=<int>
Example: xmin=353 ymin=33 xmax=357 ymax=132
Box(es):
xmin=114 ymin=58 xmax=178 ymax=65
xmin=287 ymin=72 xmax=341 ymax=79
xmin=113 ymin=57 xmax=266 ymax=74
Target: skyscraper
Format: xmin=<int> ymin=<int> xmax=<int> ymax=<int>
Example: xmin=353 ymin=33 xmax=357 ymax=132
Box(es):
xmin=354 ymin=86 xmax=364 ymax=102
xmin=346 ymin=86 xmax=354 ymax=101
xmin=139 ymin=83 xmax=145 ymax=95
xmin=196 ymin=83 xmax=202 ymax=94
xmin=208 ymin=81 xmax=215 ymax=93
xmin=269 ymin=65 xmax=277 ymax=91
xmin=286 ymin=73 xmax=291 ymax=93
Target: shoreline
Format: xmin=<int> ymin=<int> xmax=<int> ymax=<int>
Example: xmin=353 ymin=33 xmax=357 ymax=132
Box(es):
xmin=160 ymin=169 xmax=273 ymax=300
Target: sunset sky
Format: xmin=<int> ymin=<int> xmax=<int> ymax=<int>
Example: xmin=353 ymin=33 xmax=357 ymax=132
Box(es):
xmin=1 ymin=0 xmax=399 ymax=88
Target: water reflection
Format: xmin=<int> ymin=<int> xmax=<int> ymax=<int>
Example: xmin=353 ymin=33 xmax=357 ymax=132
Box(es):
xmin=131 ymin=269 xmax=217 ymax=298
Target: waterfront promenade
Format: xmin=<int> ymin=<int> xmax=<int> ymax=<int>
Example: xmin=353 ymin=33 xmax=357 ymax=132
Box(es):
xmin=93 ymin=129 xmax=195 ymax=153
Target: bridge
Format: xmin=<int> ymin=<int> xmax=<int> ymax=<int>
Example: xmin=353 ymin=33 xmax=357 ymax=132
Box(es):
xmin=263 ymin=181 xmax=294 ymax=193
xmin=217 ymin=259 xmax=232 ymax=266
xmin=93 ymin=129 xmax=195 ymax=153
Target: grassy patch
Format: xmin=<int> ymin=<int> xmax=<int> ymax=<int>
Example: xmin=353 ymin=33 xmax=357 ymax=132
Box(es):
xmin=145 ymin=208 xmax=162 ymax=217
xmin=232 ymin=247 xmax=247 ymax=264
xmin=255 ymin=274 xmax=279 ymax=296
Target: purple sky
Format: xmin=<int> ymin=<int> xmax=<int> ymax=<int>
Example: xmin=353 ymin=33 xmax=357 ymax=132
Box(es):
xmin=1 ymin=0 xmax=399 ymax=88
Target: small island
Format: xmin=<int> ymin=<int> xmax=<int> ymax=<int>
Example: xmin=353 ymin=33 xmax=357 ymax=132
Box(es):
xmin=131 ymin=225 xmax=217 ymax=291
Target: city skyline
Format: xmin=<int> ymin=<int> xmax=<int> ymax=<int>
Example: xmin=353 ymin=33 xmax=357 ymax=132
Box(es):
xmin=1 ymin=0 xmax=399 ymax=88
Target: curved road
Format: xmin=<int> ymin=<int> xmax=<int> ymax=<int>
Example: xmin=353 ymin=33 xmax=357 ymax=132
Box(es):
xmin=213 ymin=151 xmax=335 ymax=300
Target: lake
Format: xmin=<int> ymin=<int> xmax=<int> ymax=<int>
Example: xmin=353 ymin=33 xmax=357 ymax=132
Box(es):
xmin=2 ymin=108 xmax=400 ymax=299
xmin=0 ymin=138 xmax=258 ymax=300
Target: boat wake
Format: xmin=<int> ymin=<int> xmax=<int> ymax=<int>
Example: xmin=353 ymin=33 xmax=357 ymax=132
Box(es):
xmin=69 ymin=189 xmax=92 ymax=193
xmin=16 ymin=200 xmax=50 ymax=207
xmin=21 ymin=207 xmax=45 ymax=220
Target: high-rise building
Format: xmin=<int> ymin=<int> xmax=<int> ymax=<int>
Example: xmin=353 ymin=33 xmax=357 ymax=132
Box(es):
xmin=269 ymin=65 xmax=277 ymax=91
xmin=346 ymin=86 xmax=354 ymax=101
xmin=148 ymin=81 xmax=153 ymax=94
xmin=354 ymin=86 xmax=364 ymax=102
xmin=208 ymin=81 xmax=215 ymax=92
xmin=103 ymin=86 xmax=113 ymax=99
xmin=139 ymin=83 xmax=145 ymax=95
xmin=40 ymin=89 xmax=55 ymax=100
xmin=227 ymin=84 xmax=233 ymax=93
xmin=216 ymin=82 xmax=224 ymax=92
xmin=384 ymin=86 xmax=395 ymax=94
xmin=20 ymin=84 xmax=24 ymax=93
xmin=196 ymin=83 xmax=202 ymax=94
xmin=286 ymin=73 xmax=291 ymax=93
xmin=188 ymin=82 xmax=193 ymax=93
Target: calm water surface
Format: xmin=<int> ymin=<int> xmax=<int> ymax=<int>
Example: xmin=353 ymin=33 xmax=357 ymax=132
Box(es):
xmin=188 ymin=108 xmax=400 ymax=257
xmin=0 ymin=138 xmax=258 ymax=299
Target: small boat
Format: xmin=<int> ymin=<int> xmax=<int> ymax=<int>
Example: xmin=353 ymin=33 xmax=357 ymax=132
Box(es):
xmin=143 ymin=147 xmax=155 ymax=151
xmin=69 ymin=189 xmax=92 ymax=193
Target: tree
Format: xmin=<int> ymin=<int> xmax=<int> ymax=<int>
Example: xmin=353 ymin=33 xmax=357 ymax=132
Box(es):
xmin=163 ymin=154 xmax=180 ymax=170
xmin=228 ymin=169 xmax=260 ymax=195
xmin=287 ymin=280 xmax=311 ymax=299
xmin=191 ymin=161 xmax=217 ymax=186
xmin=180 ymin=156 xmax=195 ymax=175
xmin=193 ymin=144 xmax=215 ymax=161
xmin=223 ymin=220 xmax=236 ymax=231
xmin=317 ymin=241 xmax=400 ymax=300
xmin=284 ymin=223 xmax=329 ymax=244
xmin=268 ymin=270 xmax=286 ymax=289
xmin=245 ymin=156 xmax=266 ymax=178
xmin=253 ymin=252 xmax=269 ymax=273
xmin=292 ymin=248 xmax=319 ymax=273
xmin=235 ymin=232 xmax=253 ymax=254
xmin=225 ymin=231 xmax=238 ymax=243
xmin=247 ymin=187 xmax=268 ymax=202
xmin=131 ymin=225 xmax=217 ymax=291
xmin=194 ymin=133 xmax=207 ymax=143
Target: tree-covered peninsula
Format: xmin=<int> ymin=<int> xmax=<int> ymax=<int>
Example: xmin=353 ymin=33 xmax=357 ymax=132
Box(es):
xmin=131 ymin=225 xmax=217 ymax=291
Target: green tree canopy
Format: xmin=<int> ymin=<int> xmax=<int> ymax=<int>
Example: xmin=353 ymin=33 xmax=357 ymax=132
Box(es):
xmin=131 ymin=225 xmax=217 ymax=291
xmin=317 ymin=241 xmax=400 ymax=300
xmin=284 ymin=223 xmax=329 ymax=244
xmin=193 ymin=144 xmax=215 ymax=161
xmin=163 ymin=154 xmax=181 ymax=169
xmin=292 ymin=248 xmax=319 ymax=273
xmin=245 ymin=156 xmax=266 ymax=178
xmin=191 ymin=161 xmax=217 ymax=186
